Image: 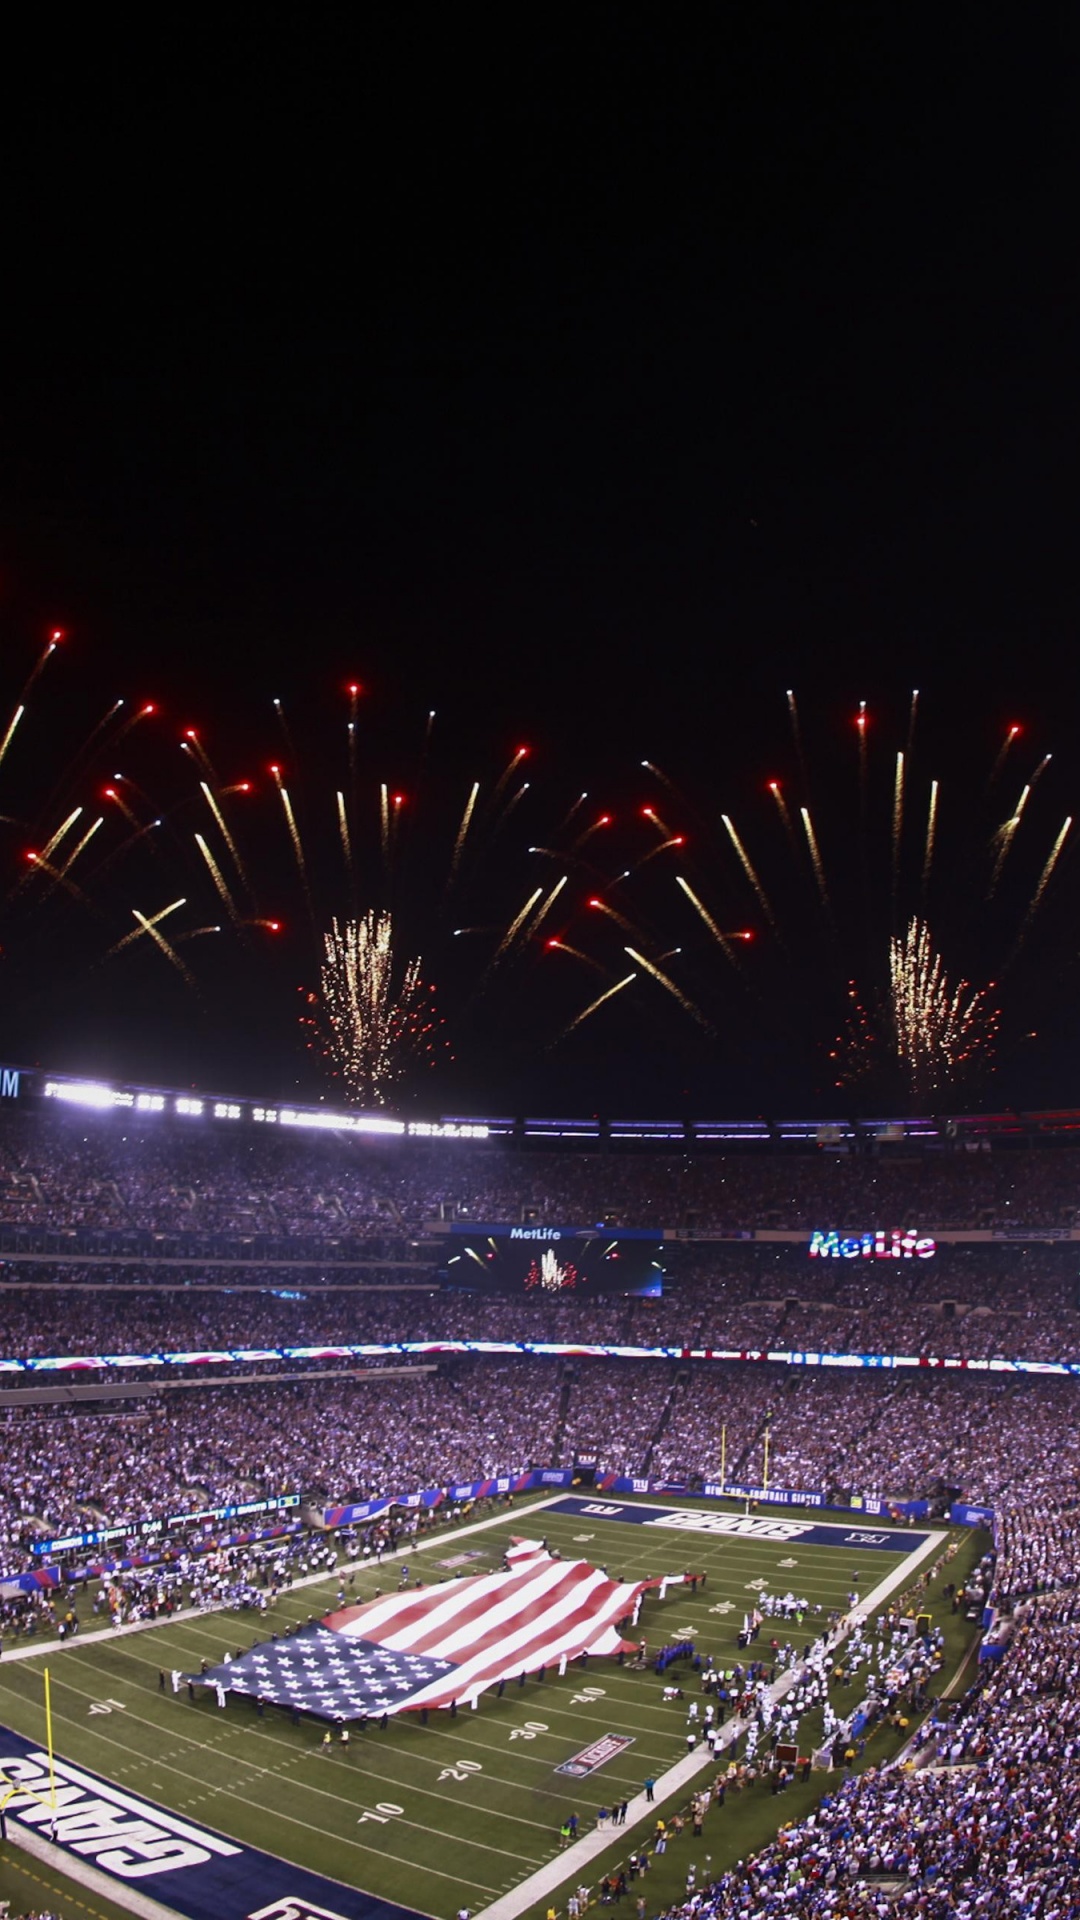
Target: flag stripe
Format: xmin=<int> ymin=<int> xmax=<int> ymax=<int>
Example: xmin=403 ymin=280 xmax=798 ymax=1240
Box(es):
xmin=406 ymin=1577 xmax=643 ymax=1708
xmin=327 ymin=1555 xmax=559 ymax=1644
xmin=402 ymin=1562 xmax=598 ymax=1658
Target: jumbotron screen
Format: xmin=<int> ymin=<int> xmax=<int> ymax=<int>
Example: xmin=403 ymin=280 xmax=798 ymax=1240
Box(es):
xmin=442 ymin=1226 xmax=664 ymax=1297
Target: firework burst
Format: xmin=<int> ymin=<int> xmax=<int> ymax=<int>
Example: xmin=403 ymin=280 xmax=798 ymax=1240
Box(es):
xmin=304 ymin=912 xmax=437 ymax=1106
xmin=834 ymin=916 xmax=1001 ymax=1099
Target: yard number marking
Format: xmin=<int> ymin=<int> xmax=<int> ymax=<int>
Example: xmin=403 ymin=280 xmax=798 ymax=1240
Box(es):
xmin=438 ymin=1758 xmax=484 ymax=1781
xmin=358 ymin=1801 xmax=405 ymax=1823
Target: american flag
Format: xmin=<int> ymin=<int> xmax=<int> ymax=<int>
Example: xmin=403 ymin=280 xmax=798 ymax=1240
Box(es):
xmin=195 ymin=1543 xmax=662 ymax=1722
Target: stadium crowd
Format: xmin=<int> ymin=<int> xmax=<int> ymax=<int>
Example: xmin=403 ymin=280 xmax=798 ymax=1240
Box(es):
xmin=5 ymin=1110 xmax=1080 ymax=1235
xmin=2 ymin=1356 xmax=1079 ymax=1575
xmin=659 ymin=1539 xmax=1080 ymax=1919
xmin=3 ymin=1109 xmax=1080 ymax=1914
xmin=0 ymin=1248 xmax=1075 ymax=1370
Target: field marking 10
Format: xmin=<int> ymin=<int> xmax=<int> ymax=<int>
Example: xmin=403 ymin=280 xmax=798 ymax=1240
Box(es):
xmin=358 ymin=1800 xmax=405 ymax=1823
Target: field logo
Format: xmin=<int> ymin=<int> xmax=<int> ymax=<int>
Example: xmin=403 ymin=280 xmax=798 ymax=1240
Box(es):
xmin=250 ymin=1903 xmax=354 ymax=1920
xmin=0 ymin=1748 xmax=241 ymax=1877
xmin=644 ymin=1511 xmax=812 ymax=1542
xmin=556 ymin=1732 xmax=635 ymax=1778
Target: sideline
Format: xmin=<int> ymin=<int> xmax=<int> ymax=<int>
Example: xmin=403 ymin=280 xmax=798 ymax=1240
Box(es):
xmin=0 ymin=1489 xmax=563 ymax=1666
xmin=4 ymin=1821 xmax=183 ymax=1920
xmin=472 ymin=1526 xmax=945 ymax=1920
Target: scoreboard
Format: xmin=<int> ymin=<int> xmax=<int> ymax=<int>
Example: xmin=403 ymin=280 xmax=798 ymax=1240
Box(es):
xmin=442 ymin=1225 xmax=663 ymax=1297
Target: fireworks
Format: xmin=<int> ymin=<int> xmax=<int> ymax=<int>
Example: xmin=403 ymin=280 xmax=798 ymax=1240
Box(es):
xmin=306 ymin=913 xmax=435 ymax=1107
xmin=0 ymin=632 xmax=211 ymax=1033
xmin=600 ymin=691 xmax=1077 ymax=1107
xmin=2 ymin=628 xmax=1077 ymax=1114
xmin=889 ymin=918 xmax=1000 ymax=1097
xmin=834 ymin=918 xmax=1001 ymax=1100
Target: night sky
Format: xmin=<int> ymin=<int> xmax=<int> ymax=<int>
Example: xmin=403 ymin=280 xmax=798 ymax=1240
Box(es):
xmin=2 ymin=14 xmax=1080 ymax=1117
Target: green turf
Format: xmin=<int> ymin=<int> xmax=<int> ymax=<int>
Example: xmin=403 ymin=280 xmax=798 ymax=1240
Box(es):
xmin=0 ymin=1844 xmax=142 ymax=1920
xmin=518 ymin=1522 xmax=987 ymax=1920
xmin=0 ymin=1497 xmax=968 ymax=1920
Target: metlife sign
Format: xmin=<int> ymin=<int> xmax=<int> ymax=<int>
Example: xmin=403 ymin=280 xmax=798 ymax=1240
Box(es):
xmin=0 ymin=1725 xmax=421 ymax=1920
xmin=809 ymin=1229 xmax=936 ymax=1261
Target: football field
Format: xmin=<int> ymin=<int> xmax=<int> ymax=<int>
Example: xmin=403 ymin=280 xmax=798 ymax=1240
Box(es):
xmin=0 ymin=1494 xmax=958 ymax=1920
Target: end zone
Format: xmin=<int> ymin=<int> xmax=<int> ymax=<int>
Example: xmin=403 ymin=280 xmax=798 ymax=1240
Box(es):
xmin=546 ymin=1494 xmax=932 ymax=1553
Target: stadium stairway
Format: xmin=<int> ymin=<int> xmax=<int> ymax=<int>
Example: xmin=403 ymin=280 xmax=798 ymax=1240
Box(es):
xmin=640 ymin=1368 xmax=683 ymax=1475
xmin=551 ymin=1364 xmax=573 ymax=1462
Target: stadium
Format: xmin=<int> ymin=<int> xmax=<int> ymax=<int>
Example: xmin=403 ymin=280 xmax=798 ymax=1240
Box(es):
xmin=3 ymin=17 xmax=1078 ymax=1917
xmin=0 ymin=1064 xmax=1077 ymax=1920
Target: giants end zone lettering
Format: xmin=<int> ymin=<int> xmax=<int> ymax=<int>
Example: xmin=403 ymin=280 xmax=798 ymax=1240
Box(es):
xmin=644 ymin=1511 xmax=811 ymax=1542
xmin=0 ymin=1749 xmax=240 ymax=1877
xmin=250 ymin=1904 xmax=353 ymax=1920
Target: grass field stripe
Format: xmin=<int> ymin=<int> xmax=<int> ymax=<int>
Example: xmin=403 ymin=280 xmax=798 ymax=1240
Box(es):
xmin=0 ymin=1670 xmax=549 ymax=1870
xmin=48 ymin=1642 xmax=587 ymax=1807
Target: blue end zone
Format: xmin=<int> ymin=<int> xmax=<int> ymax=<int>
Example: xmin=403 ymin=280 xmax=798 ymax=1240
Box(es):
xmin=0 ymin=1722 xmax=424 ymax=1920
xmin=546 ymin=1495 xmax=930 ymax=1552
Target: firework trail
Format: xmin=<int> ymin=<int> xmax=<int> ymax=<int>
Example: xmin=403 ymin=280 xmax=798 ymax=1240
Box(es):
xmin=523 ymin=873 xmax=567 ymax=938
xmin=625 ymin=944 xmax=710 ymax=1027
xmin=199 ymin=781 xmax=250 ymax=895
xmin=106 ymin=897 xmax=187 ymax=959
xmin=767 ymin=779 xmax=797 ymax=850
xmin=336 ymin=790 xmax=354 ymax=881
xmin=800 ymin=807 xmax=829 ymax=908
xmin=493 ymin=887 xmax=543 ymax=959
xmin=988 ymin=722 xmax=1022 ymax=790
xmin=270 ymin=764 xmax=311 ymax=896
xmin=131 ymin=906 xmax=194 ymax=985
xmin=0 ymin=634 xmax=62 ymax=776
xmin=558 ymin=792 xmax=590 ymax=831
xmin=721 ymin=814 xmax=778 ymax=932
xmin=194 ymin=833 xmax=243 ymax=925
xmin=545 ymin=938 xmax=609 ymax=975
xmin=675 ymin=876 xmax=749 ymax=964
xmin=556 ymin=971 xmax=636 ymax=1043
xmin=54 ymin=816 xmax=103 ymax=882
xmin=921 ymin=778 xmax=939 ymax=893
xmin=987 ymin=783 xmax=1031 ymax=896
xmin=450 ymin=781 xmax=480 ymax=879
xmin=587 ymin=895 xmax=639 ymax=936
xmin=891 ymin=750 xmax=905 ymax=909
xmin=905 ymin=688 xmax=919 ymax=764
xmin=786 ymin=689 xmax=809 ymax=792
xmin=1009 ymin=816 xmax=1073 ymax=962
